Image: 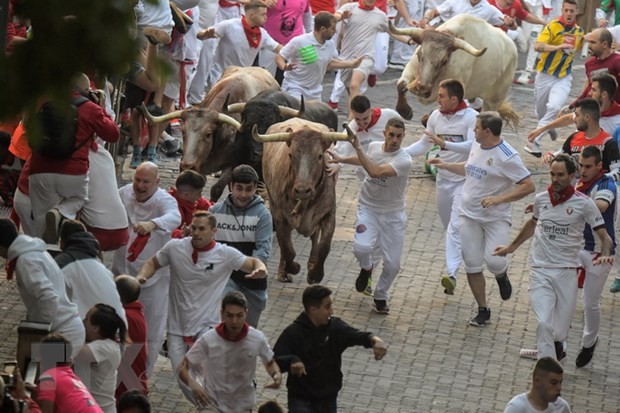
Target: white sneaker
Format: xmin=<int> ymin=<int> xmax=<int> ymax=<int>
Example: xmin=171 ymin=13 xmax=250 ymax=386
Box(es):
xmin=516 ymin=72 xmax=531 ymax=85
xmin=519 ymin=348 xmax=538 ymax=360
xmin=524 ymin=141 xmax=542 ymax=158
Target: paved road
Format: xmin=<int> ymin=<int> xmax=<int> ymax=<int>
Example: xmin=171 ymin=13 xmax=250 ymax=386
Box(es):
xmin=2 ymin=53 xmax=620 ymax=412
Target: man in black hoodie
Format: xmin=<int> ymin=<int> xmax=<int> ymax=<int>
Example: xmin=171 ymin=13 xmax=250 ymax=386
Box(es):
xmin=273 ymin=285 xmax=387 ymax=412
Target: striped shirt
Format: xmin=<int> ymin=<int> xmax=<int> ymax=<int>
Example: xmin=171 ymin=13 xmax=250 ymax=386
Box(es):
xmin=536 ymin=19 xmax=584 ymax=78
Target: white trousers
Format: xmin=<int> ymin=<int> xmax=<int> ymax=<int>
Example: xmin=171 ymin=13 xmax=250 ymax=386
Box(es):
xmin=459 ymin=216 xmax=509 ymax=275
xmin=167 ymin=331 xmax=209 ymax=404
xmin=521 ymin=3 xmax=543 ymax=74
xmin=29 ymin=172 xmax=89 ymax=238
xmin=533 ymin=72 xmax=572 ymax=143
xmin=579 ymin=250 xmax=613 ymax=348
xmin=188 ymin=39 xmax=217 ymax=105
xmin=436 ymin=179 xmax=463 ymax=279
xmin=140 ymin=274 xmax=170 ymax=377
xmin=353 ymin=205 xmax=407 ymax=301
xmin=529 ymin=266 xmax=578 ymax=359
xmin=13 ymin=188 xmax=36 ymax=236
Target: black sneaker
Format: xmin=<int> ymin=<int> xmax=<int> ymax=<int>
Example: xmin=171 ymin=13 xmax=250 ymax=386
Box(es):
xmin=496 ymin=273 xmax=512 ymax=300
xmin=554 ymin=341 xmax=566 ymax=361
xmin=576 ymin=338 xmax=597 ymax=367
xmin=372 ymin=299 xmax=389 ymax=314
xmin=355 ymin=267 xmax=373 ymax=293
xmin=469 ymin=307 xmax=491 ymax=327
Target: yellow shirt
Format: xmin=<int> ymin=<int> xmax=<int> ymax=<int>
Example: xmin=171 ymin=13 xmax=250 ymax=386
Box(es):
xmin=536 ymin=19 xmax=584 ymax=78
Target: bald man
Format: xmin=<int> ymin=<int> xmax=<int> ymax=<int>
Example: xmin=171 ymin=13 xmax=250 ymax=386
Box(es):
xmin=113 ymin=161 xmax=181 ymax=376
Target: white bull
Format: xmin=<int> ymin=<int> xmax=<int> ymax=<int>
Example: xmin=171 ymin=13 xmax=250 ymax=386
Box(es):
xmin=391 ymin=15 xmax=519 ymax=126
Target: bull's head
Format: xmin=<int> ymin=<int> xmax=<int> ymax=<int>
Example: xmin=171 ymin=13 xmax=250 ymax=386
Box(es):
xmin=227 ymin=95 xmax=306 ymax=132
xmin=252 ymin=124 xmax=348 ymax=201
xmin=388 ymin=21 xmax=487 ymax=98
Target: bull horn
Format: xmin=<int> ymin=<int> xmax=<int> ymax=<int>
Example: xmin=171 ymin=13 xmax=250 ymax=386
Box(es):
xmin=388 ymin=20 xmax=423 ymax=45
xmin=216 ymin=113 xmax=242 ymax=130
xmin=251 ymin=124 xmax=292 ymax=142
xmin=452 ymin=38 xmax=487 ymax=57
xmin=278 ymin=95 xmax=305 ymax=118
xmin=140 ymin=103 xmax=184 ymax=124
xmin=321 ymin=123 xmax=351 ymax=141
xmin=227 ymin=102 xmax=246 ymax=113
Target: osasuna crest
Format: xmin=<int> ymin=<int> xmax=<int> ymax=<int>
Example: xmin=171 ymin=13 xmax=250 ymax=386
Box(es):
xmin=566 ymin=207 xmax=573 ymax=215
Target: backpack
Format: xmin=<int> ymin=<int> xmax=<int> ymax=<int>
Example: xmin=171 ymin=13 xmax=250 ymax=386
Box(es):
xmin=30 ymin=95 xmax=90 ymax=158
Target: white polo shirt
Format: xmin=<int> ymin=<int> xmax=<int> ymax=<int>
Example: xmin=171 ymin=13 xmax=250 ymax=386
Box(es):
xmin=437 ymin=0 xmax=505 ymax=25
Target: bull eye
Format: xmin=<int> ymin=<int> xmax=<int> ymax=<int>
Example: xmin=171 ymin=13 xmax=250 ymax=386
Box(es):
xmin=318 ymin=153 xmax=323 ymax=161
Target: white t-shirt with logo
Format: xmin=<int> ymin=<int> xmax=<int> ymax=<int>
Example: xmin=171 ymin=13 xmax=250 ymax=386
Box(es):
xmin=504 ymin=393 xmax=572 ymax=413
xmin=460 ymin=140 xmax=531 ymax=223
xmin=530 ymin=190 xmax=604 ymax=268
xmin=359 ymin=142 xmax=413 ymax=213
xmin=156 ymin=238 xmax=246 ymax=335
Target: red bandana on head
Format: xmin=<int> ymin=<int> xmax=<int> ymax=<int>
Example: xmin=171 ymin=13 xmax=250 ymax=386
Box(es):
xmin=358 ymin=108 xmax=381 ymax=132
xmin=241 ymin=16 xmax=261 ymax=48
xmin=215 ymin=321 xmax=250 ymax=342
xmin=192 ymin=240 xmax=216 ymax=264
xmin=576 ymin=171 xmax=604 ymax=194
xmin=547 ymin=184 xmax=575 ymax=207
xmin=358 ymin=0 xmax=375 ymax=10
xmin=439 ymin=100 xmax=468 ymax=115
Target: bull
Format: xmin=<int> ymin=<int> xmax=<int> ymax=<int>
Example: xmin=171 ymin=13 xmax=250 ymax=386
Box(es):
xmin=253 ymin=118 xmax=350 ymax=284
xmin=227 ymin=90 xmax=339 ymax=179
xmin=141 ymin=66 xmax=279 ymax=202
xmin=390 ymin=15 xmax=519 ymax=126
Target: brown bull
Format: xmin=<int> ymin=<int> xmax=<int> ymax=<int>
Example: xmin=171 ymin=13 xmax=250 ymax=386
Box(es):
xmin=254 ymin=118 xmax=350 ymax=284
xmin=141 ymin=66 xmax=280 ymax=201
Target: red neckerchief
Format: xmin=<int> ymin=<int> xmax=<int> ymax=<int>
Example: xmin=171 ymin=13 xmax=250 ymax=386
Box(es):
xmin=127 ymin=234 xmax=151 ymax=262
xmin=192 ymin=240 xmax=216 ymax=264
xmin=439 ymin=100 xmax=468 ymax=115
xmin=358 ymin=108 xmax=381 ymax=132
xmin=170 ymin=187 xmax=195 ymax=226
xmin=558 ymin=16 xmax=576 ymax=29
xmin=601 ymin=102 xmax=620 ymax=117
xmin=576 ymin=171 xmax=604 ymax=194
xmin=548 ymin=184 xmax=575 ymax=207
xmin=358 ymin=0 xmax=375 ymax=10
xmin=215 ymin=321 xmax=249 ymax=342
xmin=5 ymin=258 xmax=16 ymax=280
xmin=241 ymin=16 xmax=261 ymax=48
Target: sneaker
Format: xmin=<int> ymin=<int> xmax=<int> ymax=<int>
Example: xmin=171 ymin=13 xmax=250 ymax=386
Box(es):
xmin=146 ymin=145 xmax=158 ymax=164
xmin=130 ymin=147 xmax=142 ymax=169
xmin=496 ymin=272 xmax=512 ymax=300
xmin=162 ymin=138 xmax=180 ymax=156
xmin=519 ymin=348 xmax=538 ymax=360
xmin=575 ymin=338 xmax=598 ymax=368
xmin=42 ymin=208 xmax=62 ymax=244
xmin=441 ymin=275 xmax=456 ymax=295
xmin=388 ymin=61 xmax=406 ymax=70
xmin=372 ymin=299 xmax=389 ymax=314
xmin=548 ymin=129 xmax=558 ymax=141
xmin=554 ymin=341 xmax=566 ymax=361
xmin=524 ymin=142 xmax=542 ymax=158
xmin=610 ymin=278 xmax=620 ymax=293
xmin=355 ymin=267 xmax=373 ymax=293
xmin=515 ymin=72 xmax=532 ymax=85
xmin=367 ymin=74 xmax=377 ymax=87
xmin=363 ymin=277 xmax=373 ymax=297
xmin=469 ymin=307 xmax=491 ymax=327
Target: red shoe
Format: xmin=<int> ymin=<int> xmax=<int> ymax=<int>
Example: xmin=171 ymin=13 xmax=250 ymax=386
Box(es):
xmin=368 ymin=74 xmax=377 ymax=87
xmin=327 ymin=100 xmax=338 ymax=110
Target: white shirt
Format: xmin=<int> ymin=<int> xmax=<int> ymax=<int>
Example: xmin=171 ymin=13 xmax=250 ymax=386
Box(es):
xmin=504 ymin=393 xmax=572 ymax=413
xmin=600 ymin=113 xmax=620 ymax=136
xmin=530 ymin=190 xmax=604 ymax=268
xmin=75 ymin=339 xmax=121 ymax=413
xmin=280 ymin=32 xmax=338 ymax=100
xmin=63 ymin=258 xmax=127 ymax=327
xmin=113 ymin=186 xmax=181 ymax=282
xmin=156 ymin=239 xmax=246 ymax=335
xmin=359 ymin=142 xmax=413 ymax=213
xmin=404 ymin=107 xmax=477 ymax=182
xmin=136 ymin=0 xmax=174 ymax=31
xmin=460 ymin=140 xmax=531 ymax=223
xmin=186 ymin=327 xmax=274 ymax=413
xmin=211 ymin=18 xmax=280 ymax=82
xmin=437 ymin=0 xmax=505 ymax=25
xmin=337 ymin=3 xmax=388 ymax=60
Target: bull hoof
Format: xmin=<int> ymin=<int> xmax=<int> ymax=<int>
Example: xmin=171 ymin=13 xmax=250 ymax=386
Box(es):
xmin=307 ymin=268 xmax=324 ymax=285
xmin=285 ymin=261 xmax=301 ymax=275
xmin=397 ymin=81 xmax=407 ymax=94
xmin=396 ymin=104 xmax=413 ymax=121
xmin=277 ymin=272 xmax=293 ymax=283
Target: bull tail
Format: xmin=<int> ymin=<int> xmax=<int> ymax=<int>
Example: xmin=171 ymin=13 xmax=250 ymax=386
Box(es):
xmin=497 ymin=101 xmax=521 ymax=131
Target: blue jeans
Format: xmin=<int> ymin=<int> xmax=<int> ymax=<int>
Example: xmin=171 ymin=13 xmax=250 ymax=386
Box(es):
xmin=288 ymin=397 xmax=338 ymax=413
